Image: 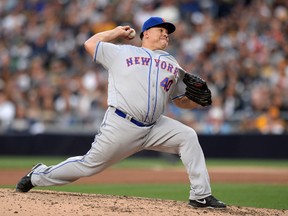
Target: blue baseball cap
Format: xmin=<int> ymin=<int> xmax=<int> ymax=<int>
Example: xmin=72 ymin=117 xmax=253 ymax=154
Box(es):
xmin=140 ymin=17 xmax=176 ymax=39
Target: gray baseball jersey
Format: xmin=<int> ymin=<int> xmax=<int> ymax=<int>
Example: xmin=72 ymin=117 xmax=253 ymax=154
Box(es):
xmin=31 ymin=42 xmax=211 ymax=200
xmin=95 ymin=43 xmax=185 ymax=123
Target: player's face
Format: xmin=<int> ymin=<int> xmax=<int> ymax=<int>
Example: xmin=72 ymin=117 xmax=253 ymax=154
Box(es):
xmin=145 ymin=27 xmax=169 ymax=50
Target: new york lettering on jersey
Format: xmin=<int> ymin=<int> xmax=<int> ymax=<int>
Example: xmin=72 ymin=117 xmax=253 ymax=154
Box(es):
xmin=125 ymin=56 xmax=179 ymax=77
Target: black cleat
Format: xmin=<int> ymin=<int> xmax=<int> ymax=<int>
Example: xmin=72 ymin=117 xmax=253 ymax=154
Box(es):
xmin=189 ymin=195 xmax=227 ymax=208
xmin=16 ymin=163 xmax=43 ymax=193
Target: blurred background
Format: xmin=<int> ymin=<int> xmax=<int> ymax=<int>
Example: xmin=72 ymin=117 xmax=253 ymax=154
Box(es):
xmin=0 ymin=0 xmax=287 ymax=136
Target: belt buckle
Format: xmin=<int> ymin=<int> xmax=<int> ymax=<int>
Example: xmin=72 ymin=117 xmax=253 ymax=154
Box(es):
xmin=125 ymin=114 xmax=132 ymax=121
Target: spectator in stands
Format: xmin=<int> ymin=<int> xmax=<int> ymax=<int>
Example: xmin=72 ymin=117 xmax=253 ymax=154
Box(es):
xmin=0 ymin=90 xmax=16 ymax=131
xmin=0 ymin=0 xmax=287 ymax=134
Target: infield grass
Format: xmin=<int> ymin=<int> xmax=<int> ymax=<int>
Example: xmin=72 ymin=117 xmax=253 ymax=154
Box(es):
xmin=0 ymin=156 xmax=288 ymax=169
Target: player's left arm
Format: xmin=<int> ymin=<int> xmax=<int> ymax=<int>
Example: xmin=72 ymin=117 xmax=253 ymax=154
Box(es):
xmin=170 ymin=70 xmax=200 ymax=109
xmin=173 ymin=96 xmax=200 ymax=109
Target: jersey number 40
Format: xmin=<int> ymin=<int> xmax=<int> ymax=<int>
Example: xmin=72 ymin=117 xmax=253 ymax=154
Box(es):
xmin=160 ymin=77 xmax=173 ymax=92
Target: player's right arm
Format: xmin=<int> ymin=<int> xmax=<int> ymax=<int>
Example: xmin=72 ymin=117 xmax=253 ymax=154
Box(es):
xmin=84 ymin=26 xmax=134 ymax=57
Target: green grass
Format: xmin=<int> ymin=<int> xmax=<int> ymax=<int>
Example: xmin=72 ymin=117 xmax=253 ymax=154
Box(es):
xmin=205 ymin=159 xmax=288 ymax=168
xmin=0 ymin=156 xmax=287 ymax=169
xmin=40 ymin=183 xmax=288 ymax=210
xmin=0 ymin=156 xmax=67 ymax=169
xmin=215 ymin=183 xmax=288 ymax=210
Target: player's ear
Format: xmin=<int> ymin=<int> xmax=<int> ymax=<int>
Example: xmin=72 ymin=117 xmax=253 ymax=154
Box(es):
xmin=143 ymin=30 xmax=149 ymax=39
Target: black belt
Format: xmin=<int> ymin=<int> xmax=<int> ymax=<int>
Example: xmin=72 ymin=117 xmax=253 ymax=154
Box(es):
xmin=115 ymin=108 xmax=154 ymax=127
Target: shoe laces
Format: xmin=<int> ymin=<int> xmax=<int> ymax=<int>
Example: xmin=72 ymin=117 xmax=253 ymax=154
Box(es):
xmin=207 ymin=195 xmax=220 ymax=203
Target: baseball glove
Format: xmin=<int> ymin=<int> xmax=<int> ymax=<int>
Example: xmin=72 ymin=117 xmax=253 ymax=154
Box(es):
xmin=183 ymin=73 xmax=212 ymax=107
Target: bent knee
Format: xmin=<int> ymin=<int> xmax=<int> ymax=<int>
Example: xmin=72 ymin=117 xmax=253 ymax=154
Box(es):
xmin=180 ymin=127 xmax=198 ymax=143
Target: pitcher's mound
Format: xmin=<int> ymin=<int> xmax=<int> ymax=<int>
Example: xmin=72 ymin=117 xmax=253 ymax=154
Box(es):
xmin=0 ymin=189 xmax=286 ymax=216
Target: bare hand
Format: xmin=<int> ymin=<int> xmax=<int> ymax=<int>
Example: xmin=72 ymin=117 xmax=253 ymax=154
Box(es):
xmin=117 ymin=26 xmax=136 ymax=40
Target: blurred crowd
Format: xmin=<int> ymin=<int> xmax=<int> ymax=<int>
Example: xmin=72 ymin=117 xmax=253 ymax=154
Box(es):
xmin=0 ymin=0 xmax=287 ymax=135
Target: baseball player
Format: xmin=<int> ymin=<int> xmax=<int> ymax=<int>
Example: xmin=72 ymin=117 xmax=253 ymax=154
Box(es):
xmin=16 ymin=17 xmax=226 ymax=209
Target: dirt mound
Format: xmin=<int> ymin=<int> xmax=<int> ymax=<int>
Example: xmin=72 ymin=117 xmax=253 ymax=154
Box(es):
xmin=0 ymin=189 xmax=286 ymax=216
